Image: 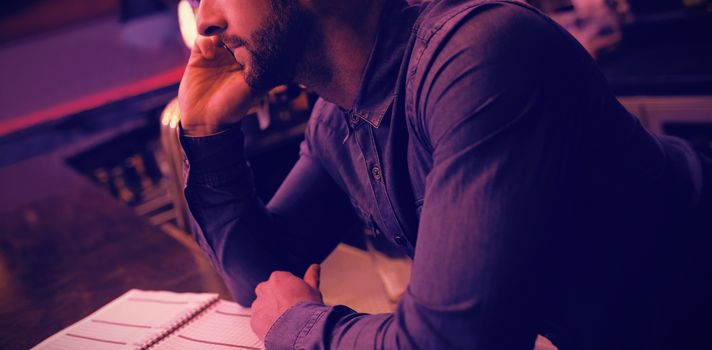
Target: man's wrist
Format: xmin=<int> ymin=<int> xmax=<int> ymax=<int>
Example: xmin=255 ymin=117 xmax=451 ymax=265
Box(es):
xmin=180 ymin=122 xmax=242 ymax=137
xmin=178 ymin=122 xmax=250 ymax=186
xmin=264 ymin=301 xmax=329 ymax=350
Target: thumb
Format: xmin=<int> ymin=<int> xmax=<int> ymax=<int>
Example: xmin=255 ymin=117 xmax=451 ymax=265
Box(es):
xmin=303 ymin=264 xmax=320 ymax=290
xmin=194 ymin=36 xmax=217 ymax=60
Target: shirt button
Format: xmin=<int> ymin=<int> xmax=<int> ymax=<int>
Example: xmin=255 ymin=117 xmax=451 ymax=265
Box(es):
xmin=372 ymin=166 xmax=382 ymax=182
xmin=394 ymin=235 xmax=407 ymax=246
xmin=350 ymin=113 xmax=360 ymax=125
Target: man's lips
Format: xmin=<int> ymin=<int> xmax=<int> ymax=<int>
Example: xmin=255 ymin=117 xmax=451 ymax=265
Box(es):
xmin=219 ymin=35 xmax=248 ymax=51
xmin=220 ymin=44 xmax=246 ymax=68
xmin=222 ymin=44 xmax=234 ymax=55
xmin=218 ymin=41 xmax=236 ymax=53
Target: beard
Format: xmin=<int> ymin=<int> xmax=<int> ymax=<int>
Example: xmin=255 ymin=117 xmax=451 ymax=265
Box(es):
xmin=240 ymin=0 xmax=311 ymax=92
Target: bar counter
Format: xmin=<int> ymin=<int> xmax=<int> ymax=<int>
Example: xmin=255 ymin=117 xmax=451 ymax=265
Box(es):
xmin=0 ymin=154 xmax=230 ymax=349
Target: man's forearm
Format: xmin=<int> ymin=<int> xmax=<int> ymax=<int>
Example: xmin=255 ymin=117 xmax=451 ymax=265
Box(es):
xmin=180 ymin=123 xmax=290 ymax=305
xmin=180 ymin=121 xmax=357 ymax=305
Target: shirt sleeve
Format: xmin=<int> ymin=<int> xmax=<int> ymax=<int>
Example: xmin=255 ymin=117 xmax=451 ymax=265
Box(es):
xmin=180 ymin=110 xmax=357 ymax=306
xmin=265 ymin=3 xmax=590 ymax=348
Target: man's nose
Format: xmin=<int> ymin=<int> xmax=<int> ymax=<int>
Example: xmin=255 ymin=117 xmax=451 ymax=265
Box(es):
xmin=195 ymin=0 xmax=226 ymax=36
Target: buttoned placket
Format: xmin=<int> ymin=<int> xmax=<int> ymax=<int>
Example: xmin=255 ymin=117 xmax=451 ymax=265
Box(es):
xmin=349 ymin=110 xmax=414 ymax=255
xmin=342 ymin=110 xmax=362 ymax=144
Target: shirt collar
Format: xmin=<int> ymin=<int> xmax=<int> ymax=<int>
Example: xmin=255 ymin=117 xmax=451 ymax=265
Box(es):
xmin=349 ymin=0 xmax=420 ymax=128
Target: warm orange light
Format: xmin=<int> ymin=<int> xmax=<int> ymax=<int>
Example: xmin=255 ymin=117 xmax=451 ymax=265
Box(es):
xmin=161 ymin=97 xmax=181 ymax=129
xmin=178 ymin=0 xmax=198 ymax=50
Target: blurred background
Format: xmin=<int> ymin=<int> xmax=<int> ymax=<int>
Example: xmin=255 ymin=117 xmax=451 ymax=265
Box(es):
xmin=0 ymin=0 xmax=710 ymax=349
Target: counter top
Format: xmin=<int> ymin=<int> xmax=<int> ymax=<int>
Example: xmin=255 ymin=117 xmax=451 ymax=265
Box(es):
xmin=0 ymin=155 xmax=229 ymax=349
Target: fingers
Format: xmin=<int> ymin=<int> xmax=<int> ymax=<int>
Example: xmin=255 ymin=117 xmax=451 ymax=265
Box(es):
xmin=188 ymin=35 xmax=240 ymax=70
xmin=303 ymin=264 xmax=320 ymax=290
xmin=194 ymin=35 xmax=218 ymax=60
xmin=254 ymin=271 xmax=293 ymax=297
xmin=255 ymin=281 xmax=266 ymax=296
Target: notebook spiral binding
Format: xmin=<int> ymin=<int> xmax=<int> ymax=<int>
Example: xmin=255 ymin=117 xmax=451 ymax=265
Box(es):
xmin=135 ymin=295 xmax=220 ymax=350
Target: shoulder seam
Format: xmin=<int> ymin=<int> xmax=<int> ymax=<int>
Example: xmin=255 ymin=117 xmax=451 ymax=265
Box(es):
xmin=415 ymin=0 xmax=539 ymax=44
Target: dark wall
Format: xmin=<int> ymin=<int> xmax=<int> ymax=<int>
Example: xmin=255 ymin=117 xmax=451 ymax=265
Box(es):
xmin=0 ymin=0 xmax=179 ymax=44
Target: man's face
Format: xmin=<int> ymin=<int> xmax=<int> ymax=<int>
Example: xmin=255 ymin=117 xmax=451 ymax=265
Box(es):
xmin=192 ymin=0 xmax=311 ymax=92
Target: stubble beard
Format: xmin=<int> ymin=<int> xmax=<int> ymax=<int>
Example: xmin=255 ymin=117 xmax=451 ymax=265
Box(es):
xmin=243 ymin=0 xmax=313 ymax=92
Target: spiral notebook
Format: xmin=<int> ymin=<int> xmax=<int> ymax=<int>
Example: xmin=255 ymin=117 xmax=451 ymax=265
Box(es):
xmin=32 ymin=289 xmax=264 ymax=350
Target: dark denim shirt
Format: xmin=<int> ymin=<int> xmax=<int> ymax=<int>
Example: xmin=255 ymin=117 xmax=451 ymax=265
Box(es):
xmin=180 ymin=0 xmax=712 ymax=348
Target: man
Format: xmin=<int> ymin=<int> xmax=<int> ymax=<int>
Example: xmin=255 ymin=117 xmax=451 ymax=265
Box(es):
xmin=178 ymin=0 xmax=712 ymax=348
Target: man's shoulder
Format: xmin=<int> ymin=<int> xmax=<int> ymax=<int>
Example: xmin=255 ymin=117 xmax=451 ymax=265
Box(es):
xmin=404 ymin=0 xmax=591 ymax=147
xmin=413 ymin=0 xmax=543 ymax=41
xmin=407 ymin=0 xmax=574 ymax=85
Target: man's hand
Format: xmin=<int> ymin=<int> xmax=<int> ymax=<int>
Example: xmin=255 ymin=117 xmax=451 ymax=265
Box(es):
xmin=178 ymin=36 xmax=259 ymax=136
xmin=251 ymin=264 xmax=324 ymax=341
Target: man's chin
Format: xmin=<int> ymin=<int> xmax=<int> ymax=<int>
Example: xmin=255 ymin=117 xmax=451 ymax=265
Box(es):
xmin=244 ymin=76 xmax=275 ymax=94
xmin=243 ymin=67 xmax=268 ymax=92
xmin=244 ymin=67 xmax=291 ymax=93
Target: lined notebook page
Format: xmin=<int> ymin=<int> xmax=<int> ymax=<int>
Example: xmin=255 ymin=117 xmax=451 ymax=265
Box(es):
xmin=153 ymin=300 xmax=264 ymax=350
xmin=32 ymin=289 xmax=219 ymax=350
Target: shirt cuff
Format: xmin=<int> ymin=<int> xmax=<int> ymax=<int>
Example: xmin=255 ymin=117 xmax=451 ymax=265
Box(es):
xmin=179 ymin=122 xmax=249 ymax=186
xmin=265 ymin=301 xmax=329 ymax=350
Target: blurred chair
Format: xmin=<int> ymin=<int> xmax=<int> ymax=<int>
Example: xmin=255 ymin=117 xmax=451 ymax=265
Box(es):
xmin=159 ymin=97 xmax=194 ymax=233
